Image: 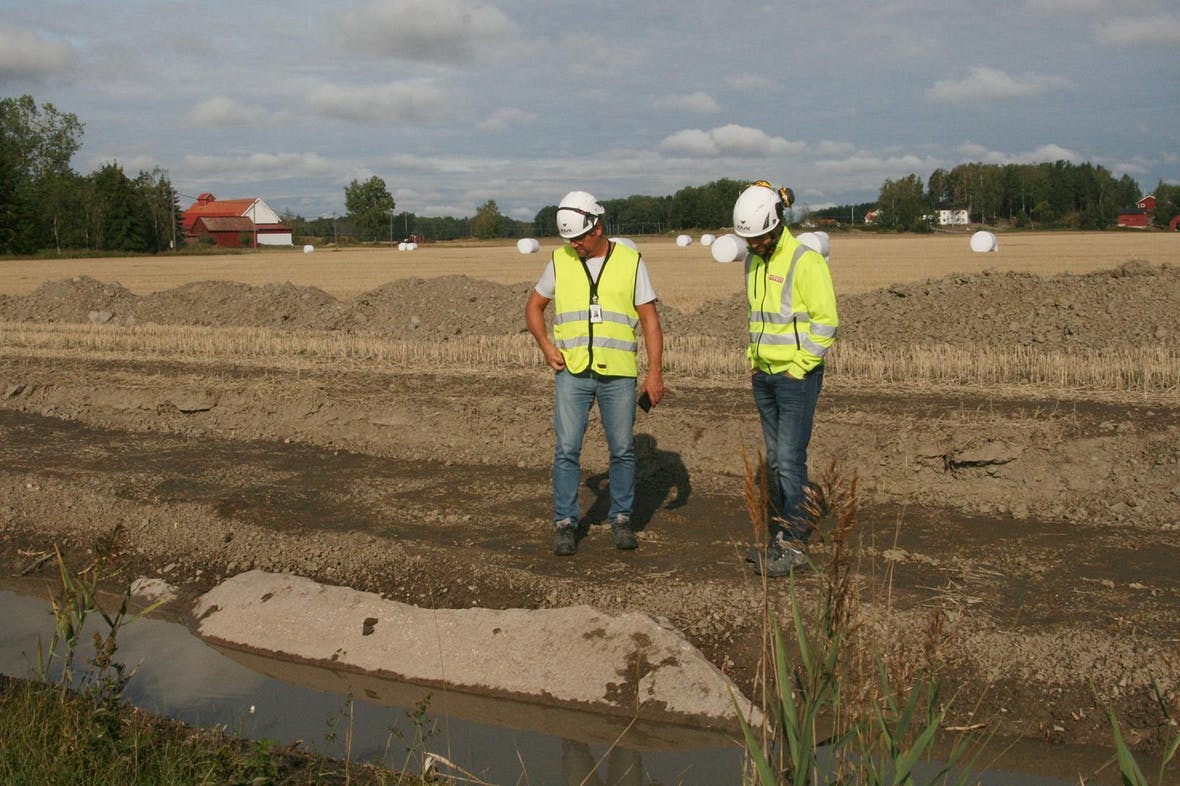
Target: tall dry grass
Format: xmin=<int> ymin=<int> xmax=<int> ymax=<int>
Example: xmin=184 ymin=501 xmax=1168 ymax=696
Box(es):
xmin=3 ymin=322 xmax=1178 ymax=400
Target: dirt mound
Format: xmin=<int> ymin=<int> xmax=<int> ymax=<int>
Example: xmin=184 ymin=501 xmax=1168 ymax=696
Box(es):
xmin=2 ymin=263 xmax=1178 ymax=355
xmin=135 ymin=281 xmax=346 ymax=330
xmin=337 ymin=275 xmax=538 ymax=338
xmin=839 ymin=260 xmax=1180 ymax=353
xmin=2 ymin=276 xmax=139 ymax=324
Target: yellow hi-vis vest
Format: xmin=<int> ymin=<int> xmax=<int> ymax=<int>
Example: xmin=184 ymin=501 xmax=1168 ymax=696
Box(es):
xmin=552 ymin=242 xmax=641 ymax=377
xmin=746 ymin=231 xmax=839 ymax=378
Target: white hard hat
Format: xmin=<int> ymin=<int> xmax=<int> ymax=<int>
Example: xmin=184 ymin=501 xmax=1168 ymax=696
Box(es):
xmin=556 ymin=190 xmax=604 ymax=239
xmin=733 ymin=183 xmax=784 ymax=238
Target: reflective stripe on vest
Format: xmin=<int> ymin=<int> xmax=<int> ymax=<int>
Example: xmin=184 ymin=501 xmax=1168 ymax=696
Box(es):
xmin=552 ymin=244 xmax=640 ymax=376
xmin=746 ymin=237 xmax=835 ymax=370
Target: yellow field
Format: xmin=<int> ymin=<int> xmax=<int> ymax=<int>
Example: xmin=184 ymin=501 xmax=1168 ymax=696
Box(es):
xmin=1 ymin=231 xmax=1176 ymax=310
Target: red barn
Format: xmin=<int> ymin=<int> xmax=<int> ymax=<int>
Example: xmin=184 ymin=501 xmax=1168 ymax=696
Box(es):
xmin=1117 ymin=207 xmax=1150 ymax=229
xmin=181 ymin=193 xmax=292 ymax=246
xmin=189 ymin=216 xmax=257 ymax=248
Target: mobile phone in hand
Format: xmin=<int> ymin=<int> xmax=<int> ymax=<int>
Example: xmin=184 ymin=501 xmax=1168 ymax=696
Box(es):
xmin=637 ymin=391 xmax=652 ymax=412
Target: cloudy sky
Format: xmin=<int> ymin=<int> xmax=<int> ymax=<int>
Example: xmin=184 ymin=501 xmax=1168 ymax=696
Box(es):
xmin=2 ymin=0 xmax=1177 ymax=221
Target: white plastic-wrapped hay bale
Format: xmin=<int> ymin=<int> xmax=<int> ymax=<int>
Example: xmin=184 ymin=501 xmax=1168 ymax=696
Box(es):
xmin=398 ymin=241 xmax=408 ymax=251
xmin=797 ymin=232 xmax=830 ymax=259
xmin=406 ymin=242 xmax=418 ymax=251
xmin=711 ymin=234 xmax=748 ymax=263
xmin=516 ymin=238 xmax=540 ymax=254
xmin=675 ymin=234 xmax=692 ymax=247
xmin=970 ymin=230 xmax=998 ymax=253
xmin=816 ymin=231 xmax=831 ymax=257
xmin=303 ymin=244 xmax=315 ymax=254
xmin=610 ymin=237 xmax=638 ymax=251
xmin=700 ymin=233 xmax=716 ymax=247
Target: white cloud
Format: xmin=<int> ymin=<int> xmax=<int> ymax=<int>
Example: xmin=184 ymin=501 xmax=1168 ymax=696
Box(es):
xmin=337 ymin=0 xmax=521 ymax=63
xmin=0 ymin=24 xmax=76 ymax=82
xmin=653 ymin=91 xmax=720 ymax=114
xmin=954 ymin=141 xmax=1083 ymax=165
xmin=1025 ymin=0 xmax=1107 ymax=14
xmin=724 ymin=73 xmax=775 ymax=92
xmin=928 ymin=66 xmax=1072 ymax=103
xmin=182 ymin=152 xmax=339 ymax=181
xmin=305 ymin=81 xmax=465 ymax=124
xmin=477 ymin=107 xmax=538 ymax=132
xmin=183 ymin=96 xmax=270 ymax=127
xmin=814 ymin=151 xmax=941 ymax=178
xmin=1013 ymin=143 xmax=1084 ymax=164
xmin=1096 ymin=15 xmax=1180 ymax=45
xmin=660 ymin=124 xmax=805 ymax=157
xmin=815 ymin=140 xmax=857 ymax=157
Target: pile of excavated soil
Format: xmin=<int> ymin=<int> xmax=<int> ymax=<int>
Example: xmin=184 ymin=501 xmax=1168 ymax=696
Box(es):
xmin=2 ymin=262 xmax=1177 ymax=354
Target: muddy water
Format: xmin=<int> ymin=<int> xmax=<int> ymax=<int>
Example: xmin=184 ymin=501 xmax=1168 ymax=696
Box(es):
xmin=0 ymin=587 xmax=743 ymax=784
xmin=2 ymin=586 xmax=1112 ymax=785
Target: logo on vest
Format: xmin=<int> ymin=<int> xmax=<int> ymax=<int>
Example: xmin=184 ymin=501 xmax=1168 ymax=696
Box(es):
xmin=769 ymin=274 xmax=784 ymax=283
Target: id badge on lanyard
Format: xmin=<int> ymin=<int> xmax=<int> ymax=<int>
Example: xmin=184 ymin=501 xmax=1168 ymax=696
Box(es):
xmin=589 ymin=298 xmax=603 ymax=324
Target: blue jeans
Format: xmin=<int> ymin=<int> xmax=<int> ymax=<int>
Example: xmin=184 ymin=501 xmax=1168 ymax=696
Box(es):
xmin=553 ymin=370 xmax=636 ymax=524
xmin=751 ymin=365 xmax=824 ymax=543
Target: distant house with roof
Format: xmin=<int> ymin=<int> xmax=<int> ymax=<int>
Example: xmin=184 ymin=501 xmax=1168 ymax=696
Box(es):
xmin=937 ymin=207 xmax=969 ymax=227
xmin=181 ymin=193 xmax=292 ymax=247
xmin=1117 ymin=194 xmax=1161 ymax=229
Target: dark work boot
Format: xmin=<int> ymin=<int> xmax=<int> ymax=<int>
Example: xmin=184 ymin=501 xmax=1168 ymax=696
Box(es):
xmin=751 ymin=541 xmax=808 ymax=577
xmin=610 ymin=515 xmax=637 ymax=550
xmin=553 ymin=518 xmax=578 ymax=556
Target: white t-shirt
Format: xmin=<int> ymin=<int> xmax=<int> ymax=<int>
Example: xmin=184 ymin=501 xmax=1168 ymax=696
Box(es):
xmin=533 ymin=252 xmax=658 ymax=305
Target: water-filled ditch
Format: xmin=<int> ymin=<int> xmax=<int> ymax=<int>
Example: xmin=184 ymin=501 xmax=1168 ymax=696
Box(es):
xmin=0 ymin=586 xmax=1108 ymax=784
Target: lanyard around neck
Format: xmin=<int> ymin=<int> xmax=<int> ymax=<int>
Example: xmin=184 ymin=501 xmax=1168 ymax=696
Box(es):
xmin=578 ymin=241 xmax=614 ymax=303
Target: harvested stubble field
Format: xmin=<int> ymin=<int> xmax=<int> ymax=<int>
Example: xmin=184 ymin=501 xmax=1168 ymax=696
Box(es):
xmin=2 ymin=230 xmax=1179 ymax=776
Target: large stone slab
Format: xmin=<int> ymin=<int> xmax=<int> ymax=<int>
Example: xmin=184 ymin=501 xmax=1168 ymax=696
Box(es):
xmin=193 ymin=570 xmax=758 ymax=733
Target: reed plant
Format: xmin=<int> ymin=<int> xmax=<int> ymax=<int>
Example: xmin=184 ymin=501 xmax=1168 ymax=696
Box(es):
xmin=1099 ymin=678 xmax=1179 ymax=786
xmin=735 ymin=458 xmax=987 ymax=785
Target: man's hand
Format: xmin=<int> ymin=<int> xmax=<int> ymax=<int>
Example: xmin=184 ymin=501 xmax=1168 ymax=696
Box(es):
xmin=543 ymin=344 xmax=566 ymax=371
xmin=640 ymin=369 xmax=664 ymax=408
xmin=525 ymin=291 xmax=565 ymax=370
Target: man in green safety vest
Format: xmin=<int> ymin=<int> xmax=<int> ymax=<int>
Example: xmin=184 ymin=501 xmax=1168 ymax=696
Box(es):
xmin=525 ymin=190 xmax=664 ymax=557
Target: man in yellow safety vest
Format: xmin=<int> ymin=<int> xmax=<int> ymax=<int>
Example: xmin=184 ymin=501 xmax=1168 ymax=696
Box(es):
xmin=733 ymin=181 xmax=838 ymax=577
xmin=525 ymin=190 xmax=664 ymax=556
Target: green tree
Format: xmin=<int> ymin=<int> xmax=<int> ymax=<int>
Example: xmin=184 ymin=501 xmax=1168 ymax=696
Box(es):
xmin=472 ymin=199 xmax=503 ymax=239
xmin=669 ymin=179 xmax=745 ymax=230
xmin=1151 ymin=181 xmax=1180 ymax=229
xmin=0 ymin=95 xmax=84 ymax=254
xmin=877 ymin=173 xmax=929 ymax=231
xmin=344 ymin=176 xmax=395 ymax=242
xmin=39 ymin=170 xmax=89 ymax=252
xmin=0 ymin=95 xmax=83 ymax=180
xmin=533 ymin=204 xmax=558 ymax=237
xmin=89 ymin=161 xmax=149 ymax=252
xmin=132 ymin=167 xmax=179 ymax=252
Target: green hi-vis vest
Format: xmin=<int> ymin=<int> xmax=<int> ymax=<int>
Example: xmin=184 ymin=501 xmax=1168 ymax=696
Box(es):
xmin=746 ymin=232 xmax=839 ymax=378
xmin=552 ymin=242 xmax=641 ymax=377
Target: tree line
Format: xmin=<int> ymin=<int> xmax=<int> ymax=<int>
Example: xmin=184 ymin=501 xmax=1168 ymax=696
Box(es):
xmin=1 ymin=96 xmax=180 ymax=255
xmin=872 ymin=162 xmax=1178 ymax=232
xmin=4 ymin=94 xmax=1177 ymax=256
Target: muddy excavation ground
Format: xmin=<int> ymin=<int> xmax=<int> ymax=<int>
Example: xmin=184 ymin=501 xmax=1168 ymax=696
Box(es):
xmin=1 ymin=263 xmax=1178 ymax=775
